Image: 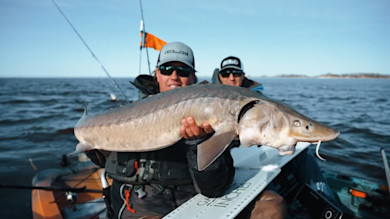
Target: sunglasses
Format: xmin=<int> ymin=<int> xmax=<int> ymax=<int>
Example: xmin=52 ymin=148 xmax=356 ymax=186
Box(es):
xmin=219 ymin=69 xmax=244 ymax=78
xmin=158 ymin=65 xmax=193 ymax=77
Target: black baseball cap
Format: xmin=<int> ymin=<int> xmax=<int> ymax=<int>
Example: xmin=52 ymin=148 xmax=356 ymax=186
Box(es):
xmin=219 ymin=56 xmax=243 ymax=72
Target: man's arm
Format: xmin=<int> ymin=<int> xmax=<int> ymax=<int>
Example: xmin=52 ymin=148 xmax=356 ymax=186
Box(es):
xmin=181 ymin=117 xmax=235 ymax=197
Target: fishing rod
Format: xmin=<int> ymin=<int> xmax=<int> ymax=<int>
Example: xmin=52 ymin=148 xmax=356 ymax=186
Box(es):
xmin=51 ymin=0 xmax=130 ymax=103
xmin=0 ymin=184 xmax=102 ymax=193
xmin=380 ymin=148 xmax=390 ymax=196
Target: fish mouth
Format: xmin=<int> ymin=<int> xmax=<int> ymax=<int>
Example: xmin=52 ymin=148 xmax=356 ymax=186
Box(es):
xmin=278 ymin=145 xmax=295 ymax=156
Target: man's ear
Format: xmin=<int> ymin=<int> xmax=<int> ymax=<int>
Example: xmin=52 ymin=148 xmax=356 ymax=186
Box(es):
xmin=192 ymin=72 xmax=197 ymax=84
xmin=218 ymin=73 xmax=223 ymax=81
xmin=155 ymin=68 xmax=160 ymax=83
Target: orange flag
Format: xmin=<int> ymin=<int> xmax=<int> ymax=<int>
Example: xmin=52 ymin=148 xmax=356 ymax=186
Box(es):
xmin=140 ymin=32 xmax=167 ymax=51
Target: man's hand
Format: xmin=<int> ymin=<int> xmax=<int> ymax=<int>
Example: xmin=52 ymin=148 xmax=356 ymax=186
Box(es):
xmin=180 ymin=117 xmax=214 ymax=140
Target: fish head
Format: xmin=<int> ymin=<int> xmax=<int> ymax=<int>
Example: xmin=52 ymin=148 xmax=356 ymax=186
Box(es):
xmin=238 ymin=101 xmax=339 ymax=155
xmin=277 ymin=101 xmax=340 ymax=143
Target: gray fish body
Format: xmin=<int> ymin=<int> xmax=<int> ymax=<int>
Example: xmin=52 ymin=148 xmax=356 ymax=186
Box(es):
xmin=74 ymin=84 xmax=339 ymax=170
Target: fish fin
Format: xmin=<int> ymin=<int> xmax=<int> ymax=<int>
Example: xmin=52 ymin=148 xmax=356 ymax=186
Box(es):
xmin=83 ymin=102 xmax=88 ymax=115
xmin=197 ymin=130 xmax=236 ymax=171
xmin=75 ymin=143 xmax=95 ymax=152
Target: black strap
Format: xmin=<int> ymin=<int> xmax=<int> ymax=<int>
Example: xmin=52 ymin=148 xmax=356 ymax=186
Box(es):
xmin=103 ymin=186 xmax=114 ymax=219
xmin=238 ymin=100 xmax=259 ymax=123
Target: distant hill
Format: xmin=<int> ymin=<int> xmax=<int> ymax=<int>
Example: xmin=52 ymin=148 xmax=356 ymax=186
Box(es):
xmin=270 ymin=73 xmax=390 ymax=79
xmin=319 ymin=73 xmax=390 ymax=79
xmin=276 ymin=74 xmax=309 ymax=78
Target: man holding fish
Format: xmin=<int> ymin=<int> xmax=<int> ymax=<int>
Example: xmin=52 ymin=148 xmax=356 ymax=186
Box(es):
xmin=76 ymin=42 xmax=339 ymax=218
xmin=103 ymin=42 xmax=235 ymax=218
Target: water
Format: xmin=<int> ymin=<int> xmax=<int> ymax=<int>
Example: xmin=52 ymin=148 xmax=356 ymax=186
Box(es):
xmin=0 ymin=77 xmax=389 ymax=218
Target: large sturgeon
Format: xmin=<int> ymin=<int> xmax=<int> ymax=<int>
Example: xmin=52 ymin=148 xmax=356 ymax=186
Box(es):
xmin=74 ymin=84 xmax=339 ymax=170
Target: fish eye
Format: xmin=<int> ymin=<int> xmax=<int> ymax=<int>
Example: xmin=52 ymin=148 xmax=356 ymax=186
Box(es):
xmin=293 ymin=120 xmax=301 ymax=127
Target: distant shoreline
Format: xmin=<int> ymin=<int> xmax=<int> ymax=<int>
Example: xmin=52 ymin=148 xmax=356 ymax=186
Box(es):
xmin=272 ymin=73 xmax=390 ymax=79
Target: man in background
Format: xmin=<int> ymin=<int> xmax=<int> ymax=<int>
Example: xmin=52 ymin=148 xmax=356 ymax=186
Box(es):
xmin=212 ymin=56 xmax=263 ymax=93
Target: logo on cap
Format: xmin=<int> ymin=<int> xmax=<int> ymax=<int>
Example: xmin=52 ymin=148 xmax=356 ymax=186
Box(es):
xmin=220 ymin=56 xmax=242 ymax=71
xmin=222 ymin=59 xmax=239 ymax=67
xmin=165 ymin=50 xmax=189 ymax=57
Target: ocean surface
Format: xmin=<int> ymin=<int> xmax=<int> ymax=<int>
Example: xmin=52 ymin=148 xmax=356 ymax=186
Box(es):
xmin=0 ymin=77 xmax=389 ymax=218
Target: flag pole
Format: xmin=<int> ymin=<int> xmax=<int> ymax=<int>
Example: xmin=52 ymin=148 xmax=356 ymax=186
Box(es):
xmin=139 ymin=0 xmax=152 ymax=75
xmin=139 ymin=20 xmax=144 ymax=76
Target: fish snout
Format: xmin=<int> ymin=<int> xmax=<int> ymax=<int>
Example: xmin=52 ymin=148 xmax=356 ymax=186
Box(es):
xmin=310 ymin=127 xmax=340 ymax=143
xmin=291 ymin=119 xmax=340 ymax=143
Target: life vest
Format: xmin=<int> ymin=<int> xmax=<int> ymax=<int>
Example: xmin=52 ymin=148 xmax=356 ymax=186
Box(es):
xmin=105 ymin=139 xmax=193 ymax=186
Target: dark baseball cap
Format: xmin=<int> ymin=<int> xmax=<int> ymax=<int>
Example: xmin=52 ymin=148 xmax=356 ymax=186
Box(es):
xmin=219 ymin=56 xmax=243 ymax=72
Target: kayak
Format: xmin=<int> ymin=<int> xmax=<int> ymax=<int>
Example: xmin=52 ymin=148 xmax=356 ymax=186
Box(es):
xmin=31 ymin=144 xmax=389 ymax=219
xmin=31 ymin=154 xmax=111 ymax=219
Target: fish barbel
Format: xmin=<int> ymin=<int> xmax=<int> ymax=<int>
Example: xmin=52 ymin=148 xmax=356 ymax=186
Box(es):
xmin=74 ymin=84 xmax=339 ymax=170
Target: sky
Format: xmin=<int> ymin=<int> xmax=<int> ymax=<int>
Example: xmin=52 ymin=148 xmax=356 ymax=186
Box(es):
xmin=1 ymin=0 xmax=389 ymax=78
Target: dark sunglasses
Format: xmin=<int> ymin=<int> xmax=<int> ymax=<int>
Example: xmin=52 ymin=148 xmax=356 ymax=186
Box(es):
xmin=219 ymin=69 xmax=244 ymax=78
xmin=158 ymin=65 xmax=193 ymax=77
